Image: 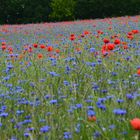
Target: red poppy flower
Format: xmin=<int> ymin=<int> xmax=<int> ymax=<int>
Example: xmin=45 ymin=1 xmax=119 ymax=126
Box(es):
xmin=123 ymin=45 xmax=128 ymax=49
xmin=70 ymin=34 xmax=75 ymax=37
xmin=88 ymin=116 xmax=96 ymax=122
xmin=137 ymin=69 xmax=140 ymax=75
xmin=103 ymin=38 xmax=110 ymax=44
xmin=40 ymin=44 xmax=46 ymax=49
xmin=97 ymin=30 xmax=103 ymax=34
xmin=127 ymin=35 xmax=134 ymax=40
xmin=130 ymin=118 xmax=140 ymax=130
xmin=81 ymin=34 xmax=85 ymax=38
xmin=19 ymin=54 xmax=23 ymax=60
xmin=38 ymin=53 xmax=43 ymax=59
xmin=28 ymin=48 xmax=33 ymax=53
xmin=55 ymin=49 xmax=60 ymax=53
xmin=84 ymin=30 xmax=90 ymax=35
xmin=107 ymin=43 xmax=115 ymax=50
xmin=95 ymin=35 xmax=99 ymax=38
xmin=33 ymin=43 xmax=38 ymax=48
xmin=102 ymin=45 xmax=107 ymax=50
xmin=8 ymin=47 xmax=13 ymax=52
xmin=101 ymin=49 xmax=108 ymax=57
xmin=1 ymin=45 xmax=6 ymax=50
xmin=127 ymin=32 xmax=133 ymax=36
xmin=70 ymin=36 xmax=76 ymax=41
xmin=132 ymin=30 xmax=139 ymax=34
xmin=2 ymin=42 xmax=6 ymax=46
xmin=100 ymin=31 xmax=104 ymax=34
xmin=47 ymin=46 xmax=53 ymax=52
xmin=114 ymin=39 xmax=121 ymax=45
xmin=75 ymin=48 xmax=81 ymax=52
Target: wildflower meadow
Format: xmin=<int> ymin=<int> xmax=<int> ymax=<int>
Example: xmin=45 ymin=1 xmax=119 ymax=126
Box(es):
xmin=0 ymin=16 xmax=140 ymax=140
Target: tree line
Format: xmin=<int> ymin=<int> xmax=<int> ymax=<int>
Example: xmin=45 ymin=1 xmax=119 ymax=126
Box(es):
xmin=0 ymin=0 xmax=140 ymax=24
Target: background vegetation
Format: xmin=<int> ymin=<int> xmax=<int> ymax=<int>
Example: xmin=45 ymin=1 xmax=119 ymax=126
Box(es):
xmin=0 ymin=0 xmax=140 ymax=24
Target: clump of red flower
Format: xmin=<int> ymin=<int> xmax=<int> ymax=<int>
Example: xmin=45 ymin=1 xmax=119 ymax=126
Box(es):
xmin=70 ymin=34 xmax=76 ymax=41
xmin=137 ymin=69 xmax=140 ymax=76
xmin=130 ymin=118 xmax=140 ymax=130
xmin=88 ymin=116 xmax=96 ymax=122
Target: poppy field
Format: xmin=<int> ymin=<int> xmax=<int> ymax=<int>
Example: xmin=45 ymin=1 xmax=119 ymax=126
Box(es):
xmin=1 ymin=16 xmax=140 ymax=140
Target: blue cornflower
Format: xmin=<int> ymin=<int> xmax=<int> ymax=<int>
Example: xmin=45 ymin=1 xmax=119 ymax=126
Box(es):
xmin=24 ymin=132 xmax=29 ymax=137
xmin=30 ymin=82 xmax=35 ymax=87
xmin=60 ymin=95 xmax=67 ymax=99
xmin=98 ymin=98 xmax=106 ymax=103
xmin=63 ymin=81 xmax=69 ymax=86
xmin=90 ymin=62 xmax=96 ymax=67
xmin=121 ymin=131 xmax=128 ymax=135
xmin=106 ymin=95 xmax=114 ymax=100
xmin=6 ymin=84 xmax=13 ymax=88
xmin=76 ymin=104 xmax=83 ymax=109
xmin=117 ymin=99 xmax=124 ymax=103
xmin=68 ymin=109 xmax=73 ymax=114
xmin=0 ymin=122 xmax=2 ymax=127
xmin=64 ymin=132 xmax=72 ymax=139
xmin=50 ymin=99 xmax=57 ymax=104
xmin=93 ymin=131 xmax=101 ymax=138
xmin=87 ymin=106 xmax=94 ymax=110
xmin=10 ymin=118 xmax=15 ymax=123
xmin=46 ymin=112 xmax=52 ymax=116
xmin=3 ymin=76 xmax=10 ymax=81
xmin=101 ymin=89 xmax=108 ymax=93
xmin=137 ymin=66 xmax=140 ymax=69
xmin=0 ymin=112 xmax=8 ymax=117
xmin=39 ymin=79 xmax=46 ymax=82
xmin=97 ymin=104 xmax=106 ymax=111
xmin=126 ymin=94 xmax=134 ymax=100
xmin=23 ymin=119 xmax=32 ymax=124
xmin=93 ymin=84 xmax=99 ymax=91
xmin=49 ymin=71 xmax=59 ymax=77
xmin=7 ymin=63 xmax=14 ymax=69
xmin=65 ymin=66 xmax=71 ymax=72
xmin=75 ymin=124 xmax=80 ymax=133
xmin=97 ymin=59 xmax=102 ymax=64
xmin=25 ymin=115 xmax=31 ymax=119
xmin=87 ymin=110 xmax=95 ymax=116
xmin=85 ymin=99 xmax=93 ymax=103
xmin=1 ymin=105 xmax=7 ymax=111
xmin=113 ymin=109 xmax=127 ymax=115
xmin=40 ymin=126 xmax=51 ymax=133
xmin=16 ymin=110 xmax=24 ymax=115
xmin=39 ymin=119 xmax=46 ymax=123
xmin=27 ymin=127 xmax=35 ymax=131
xmin=10 ymin=136 xmax=17 ymax=140
xmin=136 ymin=101 xmax=140 ymax=106
xmin=70 ymin=105 xmax=77 ymax=110
xmin=45 ymin=94 xmax=51 ymax=99
xmin=109 ymin=124 xmax=116 ymax=130
xmin=111 ymin=72 xmax=117 ymax=76
xmin=131 ymin=82 xmax=136 ymax=85
xmin=90 ymin=47 xmax=96 ymax=53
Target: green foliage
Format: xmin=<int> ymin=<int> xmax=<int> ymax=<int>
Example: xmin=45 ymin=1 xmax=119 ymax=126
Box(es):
xmin=0 ymin=0 xmax=140 ymax=24
xmin=0 ymin=0 xmax=51 ymax=24
xmin=49 ymin=0 xmax=76 ymax=21
xmin=75 ymin=0 xmax=140 ymax=19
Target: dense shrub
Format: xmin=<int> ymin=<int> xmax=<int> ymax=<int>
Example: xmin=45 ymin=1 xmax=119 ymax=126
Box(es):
xmin=0 ymin=0 xmax=140 ymax=24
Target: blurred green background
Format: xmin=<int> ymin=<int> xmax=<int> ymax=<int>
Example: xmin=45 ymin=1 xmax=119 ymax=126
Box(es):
xmin=0 ymin=0 xmax=140 ymax=24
